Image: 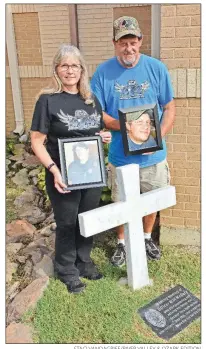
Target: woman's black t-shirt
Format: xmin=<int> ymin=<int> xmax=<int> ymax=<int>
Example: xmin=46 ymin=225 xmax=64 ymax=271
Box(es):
xmin=31 ymin=92 xmax=104 ymax=164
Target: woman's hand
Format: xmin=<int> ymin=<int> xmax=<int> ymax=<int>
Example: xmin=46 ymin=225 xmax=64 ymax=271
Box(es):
xmin=97 ymin=130 xmax=112 ymax=144
xmin=52 ymin=168 xmax=71 ymax=194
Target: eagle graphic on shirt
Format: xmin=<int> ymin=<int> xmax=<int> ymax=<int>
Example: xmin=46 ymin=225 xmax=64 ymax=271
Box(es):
xmin=115 ymin=80 xmax=150 ymax=99
xmin=57 ymin=109 xmax=101 ymax=130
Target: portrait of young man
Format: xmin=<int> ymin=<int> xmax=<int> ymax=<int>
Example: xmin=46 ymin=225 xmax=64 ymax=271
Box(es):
xmin=126 ymin=109 xmax=157 ymax=152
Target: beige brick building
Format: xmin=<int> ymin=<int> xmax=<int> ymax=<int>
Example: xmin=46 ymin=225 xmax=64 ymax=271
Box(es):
xmin=6 ymin=4 xmax=201 ymax=233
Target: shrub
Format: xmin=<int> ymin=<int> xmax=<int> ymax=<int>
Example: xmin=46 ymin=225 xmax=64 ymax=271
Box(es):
xmin=101 ymin=143 xmax=112 ymax=204
xmin=37 ymin=166 xmax=49 ymax=203
xmin=6 ymin=138 xmax=17 ymax=156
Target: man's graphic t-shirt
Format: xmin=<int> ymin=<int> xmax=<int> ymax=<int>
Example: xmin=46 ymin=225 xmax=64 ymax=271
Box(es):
xmin=91 ymin=54 xmax=174 ymax=168
xmin=31 ymin=92 xmax=103 ymax=165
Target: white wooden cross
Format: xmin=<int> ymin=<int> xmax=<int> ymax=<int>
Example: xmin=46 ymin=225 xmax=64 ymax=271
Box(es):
xmin=78 ymin=164 xmax=176 ymax=291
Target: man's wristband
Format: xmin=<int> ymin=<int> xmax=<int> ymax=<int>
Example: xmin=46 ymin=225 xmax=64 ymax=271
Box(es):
xmin=47 ymin=162 xmax=56 ymax=171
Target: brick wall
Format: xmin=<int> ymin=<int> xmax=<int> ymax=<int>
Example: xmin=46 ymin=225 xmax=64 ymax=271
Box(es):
xmin=6 ymin=4 xmax=71 ymax=137
xmin=160 ymin=4 xmax=201 ymax=69
xmin=77 ymin=4 xmax=114 ymax=66
xmin=161 ymin=98 xmax=201 ymax=228
xmin=36 ymin=4 xmax=71 ymax=66
xmin=20 ymin=78 xmax=51 ymax=129
xmin=78 ymin=4 xmax=151 ymax=73
xmin=13 ymin=12 xmax=42 ymax=66
xmin=160 ymin=4 xmax=201 ymax=228
xmin=6 ymin=4 xmax=201 ymax=229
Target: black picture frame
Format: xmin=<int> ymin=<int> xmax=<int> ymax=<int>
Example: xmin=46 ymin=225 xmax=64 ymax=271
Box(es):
xmin=58 ymin=136 xmax=107 ymax=190
xmin=119 ymin=103 xmax=163 ymax=156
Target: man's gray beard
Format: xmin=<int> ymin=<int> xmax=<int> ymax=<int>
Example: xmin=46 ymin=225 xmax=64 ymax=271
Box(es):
xmin=123 ymin=61 xmax=133 ymax=66
xmin=122 ymin=57 xmax=136 ymax=66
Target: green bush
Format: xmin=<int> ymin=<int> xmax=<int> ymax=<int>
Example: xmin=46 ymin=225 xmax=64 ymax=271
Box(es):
xmin=37 ymin=166 xmax=49 ymax=202
xmin=101 ymin=143 xmax=112 ymax=204
xmin=6 ymin=138 xmax=17 ymax=156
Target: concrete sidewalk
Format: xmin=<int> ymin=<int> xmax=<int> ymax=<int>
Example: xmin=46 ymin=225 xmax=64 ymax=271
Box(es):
xmin=161 ymin=226 xmax=200 ymax=247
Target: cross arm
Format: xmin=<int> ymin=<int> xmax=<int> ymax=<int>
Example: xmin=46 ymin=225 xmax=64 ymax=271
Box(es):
xmin=140 ymin=186 xmax=176 ymax=217
xmin=78 ymin=201 xmax=132 ymax=238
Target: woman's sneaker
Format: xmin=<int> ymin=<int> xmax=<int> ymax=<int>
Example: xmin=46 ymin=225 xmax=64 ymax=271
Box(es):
xmin=111 ymin=243 xmax=126 ymax=267
xmin=145 ymin=238 xmax=161 ymax=260
xmin=78 ymin=261 xmax=103 ymax=280
xmin=66 ymin=280 xmax=86 ymax=294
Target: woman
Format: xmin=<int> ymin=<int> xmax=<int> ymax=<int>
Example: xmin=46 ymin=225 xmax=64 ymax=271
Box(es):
xmin=30 ymin=44 xmax=111 ymax=294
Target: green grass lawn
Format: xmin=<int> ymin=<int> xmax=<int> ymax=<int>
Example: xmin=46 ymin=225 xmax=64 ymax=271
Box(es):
xmin=22 ymin=235 xmax=201 ymax=344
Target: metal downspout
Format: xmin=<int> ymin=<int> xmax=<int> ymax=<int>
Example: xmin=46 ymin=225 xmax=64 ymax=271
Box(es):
xmin=69 ymin=4 xmax=79 ymax=48
xmin=6 ymin=4 xmax=24 ymax=136
xmin=151 ymin=4 xmax=161 ymax=59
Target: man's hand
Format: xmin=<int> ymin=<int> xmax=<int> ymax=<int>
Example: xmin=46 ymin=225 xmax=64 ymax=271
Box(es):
xmin=96 ymin=130 xmax=112 ymax=143
xmin=161 ymin=100 xmax=176 ymax=137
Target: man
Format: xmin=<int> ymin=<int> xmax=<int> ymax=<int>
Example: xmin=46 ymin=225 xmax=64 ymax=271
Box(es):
xmin=91 ymin=16 xmax=175 ymax=266
xmin=126 ymin=110 xmax=157 ymax=151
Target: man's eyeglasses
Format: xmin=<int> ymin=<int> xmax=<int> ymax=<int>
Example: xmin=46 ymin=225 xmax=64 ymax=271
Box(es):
xmin=58 ymin=64 xmax=82 ymax=72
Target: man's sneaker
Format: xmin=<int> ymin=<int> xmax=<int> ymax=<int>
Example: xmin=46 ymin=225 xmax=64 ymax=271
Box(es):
xmin=145 ymin=238 xmax=161 ymax=260
xmin=111 ymin=243 xmax=126 ymax=267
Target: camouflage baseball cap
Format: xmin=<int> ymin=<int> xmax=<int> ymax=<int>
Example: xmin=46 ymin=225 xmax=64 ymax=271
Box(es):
xmin=113 ymin=16 xmax=142 ymax=41
xmin=126 ymin=111 xmax=144 ymax=122
xmin=126 ymin=109 xmax=153 ymax=123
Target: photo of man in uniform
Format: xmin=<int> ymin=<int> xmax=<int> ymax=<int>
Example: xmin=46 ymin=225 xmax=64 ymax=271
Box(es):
xmin=66 ymin=141 xmax=102 ymax=185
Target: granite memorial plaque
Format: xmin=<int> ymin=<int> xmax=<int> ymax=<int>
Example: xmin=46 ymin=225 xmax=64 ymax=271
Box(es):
xmin=138 ymin=285 xmax=201 ymax=340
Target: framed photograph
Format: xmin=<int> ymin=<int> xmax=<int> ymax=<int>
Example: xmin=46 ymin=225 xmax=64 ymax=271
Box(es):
xmin=58 ymin=136 xmax=107 ymax=190
xmin=119 ymin=103 xmax=163 ymax=156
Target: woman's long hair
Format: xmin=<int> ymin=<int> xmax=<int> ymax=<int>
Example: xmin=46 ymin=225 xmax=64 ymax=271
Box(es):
xmin=36 ymin=44 xmax=94 ymax=104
